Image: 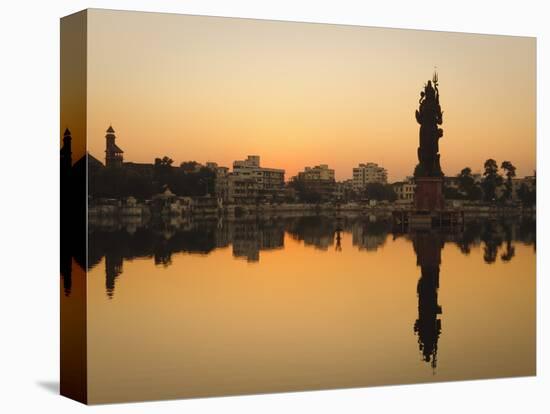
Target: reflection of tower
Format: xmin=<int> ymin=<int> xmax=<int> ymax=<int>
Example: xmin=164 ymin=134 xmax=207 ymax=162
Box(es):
xmin=412 ymin=231 xmax=443 ymax=370
xmin=60 ymin=127 xmax=73 ymax=296
xmin=105 ymin=254 xmax=123 ymax=299
xmin=60 ymin=245 xmax=72 ymax=296
xmin=105 ymin=125 xmax=124 ymax=167
xmin=335 ymin=229 xmax=342 ymax=251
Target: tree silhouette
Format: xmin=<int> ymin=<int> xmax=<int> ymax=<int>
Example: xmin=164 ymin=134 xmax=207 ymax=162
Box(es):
xmin=481 ymin=159 xmax=503 ymax=202
xmin=365 ymin=183 xmax=397 ymax=202
xmin=154 ymin=156 xmax=174 ymax=191
xmin=180 ymin=161 xmax=200 ymax=172
xmin=458 ymin=167 xmax=474 ymax=193
xmin=517 ymin=182 xmax=536 ymax=207
xmin=500 ymin=161 xmax=516 ymax=201
xmin=457 ymin=167 xmax=482 ymax=200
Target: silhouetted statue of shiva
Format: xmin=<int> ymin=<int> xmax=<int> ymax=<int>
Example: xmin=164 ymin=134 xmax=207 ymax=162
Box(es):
xmin=414 ymin=71 xmax=444 ymax=177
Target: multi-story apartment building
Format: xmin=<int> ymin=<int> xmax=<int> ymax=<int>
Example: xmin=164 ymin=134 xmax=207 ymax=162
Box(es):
xmin=205 ymin=162 xmax=230 ymax=202
xmin=352 ymin=162 xmax=388 ymax=191
xmin=393 ymin=177 xmax=416 ymax=202
xmin=334 ymin=179 xmax=354 ymax=201
xmin=229 ymin=155 xmax=285 ymax=203
xmin=298 ymin=164 xmax=335 ymax=181
xmin=296 ymin=164 xmax=336 ymax=201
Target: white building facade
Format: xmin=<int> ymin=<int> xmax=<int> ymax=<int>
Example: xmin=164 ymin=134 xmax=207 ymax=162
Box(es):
xmin=205 ymin=162 xmax=230 ymax=202
xmin=229 ymin=155 xmax=285 ymax=203
xmin=393 ymin=177 xmax=416 ymax=202
xmin=352 ymin=163 xmax=388 ymax=191
xmin=298 ymin=164 xmax=335 ymax=181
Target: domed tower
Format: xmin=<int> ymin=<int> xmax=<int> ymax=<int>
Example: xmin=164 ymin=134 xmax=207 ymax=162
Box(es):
xmin=60 ymin=128 xmax=73 ymax=213
xmin=60 ymin=128 xmax=72 ymax=172
xmin=105 ymin=125 xmax=124 ymax=167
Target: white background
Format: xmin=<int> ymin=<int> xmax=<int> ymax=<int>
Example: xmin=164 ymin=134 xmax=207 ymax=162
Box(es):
xmin=0 ymin=0 xmax=548 ymax=412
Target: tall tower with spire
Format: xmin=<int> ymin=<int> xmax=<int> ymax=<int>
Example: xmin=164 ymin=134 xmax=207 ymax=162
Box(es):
xmin=60 ymin=128 xmax=73 ymax=213
xmin=105 ymin=125 xmax=124 ymax=167
xmin=60 ymin=128 xmax=72 ymax=172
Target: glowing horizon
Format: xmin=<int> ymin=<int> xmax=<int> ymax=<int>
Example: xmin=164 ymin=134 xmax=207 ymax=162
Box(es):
xmin=78 ymin=10 xmax=535 ymax=182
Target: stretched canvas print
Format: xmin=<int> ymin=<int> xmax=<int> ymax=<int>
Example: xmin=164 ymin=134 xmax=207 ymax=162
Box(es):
xmin=60 ymin=9 xmax=536 ymax=404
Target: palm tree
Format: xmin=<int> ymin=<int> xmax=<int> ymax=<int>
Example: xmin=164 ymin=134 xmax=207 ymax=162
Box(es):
xmin=481 ymin=159 xmax=502 ymax=202
xmin=501 ymin=161 xmax=516 ymax=201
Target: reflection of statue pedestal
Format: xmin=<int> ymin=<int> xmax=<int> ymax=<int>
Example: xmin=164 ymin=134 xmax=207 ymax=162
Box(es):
xmin=414 ymin=177 xmax=444 ymax=211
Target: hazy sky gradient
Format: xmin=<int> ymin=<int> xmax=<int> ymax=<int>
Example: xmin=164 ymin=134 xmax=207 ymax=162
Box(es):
xmin=86 ymin=9 xmax=536 ymax=181
xmin=60 ymin=10 xmax=87 ymax=165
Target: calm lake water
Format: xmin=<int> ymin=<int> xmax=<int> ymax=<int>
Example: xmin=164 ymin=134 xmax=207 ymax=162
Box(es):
xmin=62 ymin=215 xmax=536 ymax=403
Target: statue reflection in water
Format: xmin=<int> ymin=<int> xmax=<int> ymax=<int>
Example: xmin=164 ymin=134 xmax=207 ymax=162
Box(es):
xmin=412 ymin=231 xmax=444 ymax=371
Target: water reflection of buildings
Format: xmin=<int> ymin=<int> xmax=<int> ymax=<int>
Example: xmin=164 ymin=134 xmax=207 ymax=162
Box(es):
xmin=79 ymin=214 xmax=537 ymax=377
xmin=88 ymin=218 xmax=288 ymax=296
xmin=286 ymin=216 xmax=392 ymax=252
xmin=412 ymin=231 xmax=444 ymax=370
xmin=287 ymin=216 xmax=337 ymax=251
xmin=83 ymin=216 xmax=535 ymax=302
xmin=351 ymin=219 xmax=390 ymax=251
xmin=232 ymin=221 xmax=285 ymax=262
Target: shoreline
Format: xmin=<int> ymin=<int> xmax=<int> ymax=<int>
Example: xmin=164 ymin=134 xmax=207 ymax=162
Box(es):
xmin=88 ymin=200 xmax=536 ymax=227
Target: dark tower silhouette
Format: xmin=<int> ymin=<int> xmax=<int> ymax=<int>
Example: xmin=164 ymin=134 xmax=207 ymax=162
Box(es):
xmin=412 ymin=231 xmax=443 ymax=370
xmin=60 ymin=128 xmax=73 ymax=228
xmin=61 ymin=128 xmax=72 ymax=172
xmin=105 ymin=125 xmax=124 ymax=167
xmin=60 ymin=128 xmax=73 ymax=295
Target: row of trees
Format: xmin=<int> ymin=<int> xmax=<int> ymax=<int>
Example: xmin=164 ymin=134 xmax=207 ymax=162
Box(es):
xmin=447 ymin=159 xmax=535 ymax=206
xmin=363 ymin=183 xmax=398 ymax=202
xmin=89 ymin=156 xmax=215 ymax=200
xmin=153 ymin=157 xmax=216 ymax=196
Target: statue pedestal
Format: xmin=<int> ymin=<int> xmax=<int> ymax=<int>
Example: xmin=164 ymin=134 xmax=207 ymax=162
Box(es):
xmin=414 ymin=177 xmax=444 ymax=211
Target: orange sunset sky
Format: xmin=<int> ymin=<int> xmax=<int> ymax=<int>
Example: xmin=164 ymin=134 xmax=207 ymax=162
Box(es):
xmin=78 ymin=9 xmax=535 ymax=182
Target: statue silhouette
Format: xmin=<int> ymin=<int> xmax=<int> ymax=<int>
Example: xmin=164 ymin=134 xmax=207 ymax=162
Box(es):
xmin=414 ymin=72 xmax=444 ymax=178
xmin=412 ymin=231 xmax=443 ymax=371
